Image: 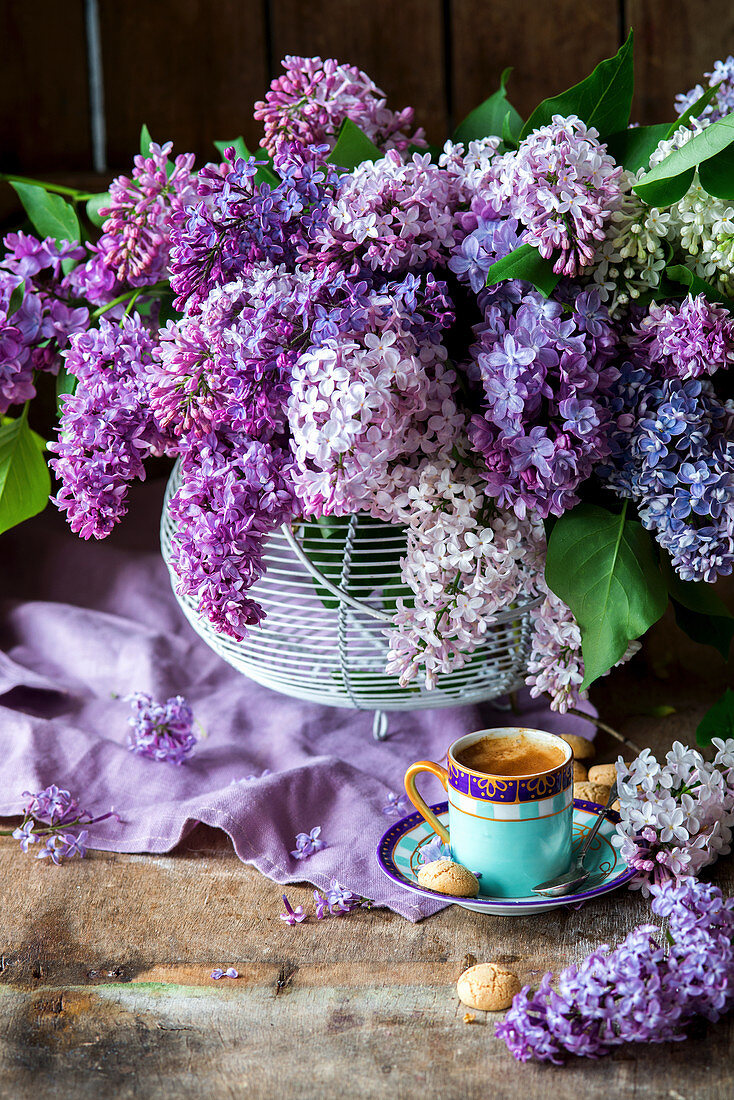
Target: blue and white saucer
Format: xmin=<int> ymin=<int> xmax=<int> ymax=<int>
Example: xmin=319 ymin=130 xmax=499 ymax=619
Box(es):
xmin=377 ymin=800 xmax=634 ymax=915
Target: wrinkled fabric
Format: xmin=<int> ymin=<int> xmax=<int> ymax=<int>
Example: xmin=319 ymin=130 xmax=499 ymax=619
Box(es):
xmin=0 ymin=479 xmax=595 ymax=920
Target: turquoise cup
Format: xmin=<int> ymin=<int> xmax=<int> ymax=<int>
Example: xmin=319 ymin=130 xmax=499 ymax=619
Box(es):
xmin=404 ymin=727 xmax=574 ymax=898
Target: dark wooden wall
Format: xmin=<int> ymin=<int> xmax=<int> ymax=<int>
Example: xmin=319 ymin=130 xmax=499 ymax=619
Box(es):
xmin=2 ymin=0 xmax=734 ymax=175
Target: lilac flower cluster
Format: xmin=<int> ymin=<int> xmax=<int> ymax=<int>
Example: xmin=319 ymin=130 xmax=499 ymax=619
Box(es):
xmin=494 ymin=115 xmax=623 ymax=275
xmin=468 ymin=286 xmax=619 ymax=519
xmin=0 ymin=232 xmax=90 ymax=412
xmin=253 ymin=55 xmax=425 ymax=156
xmin=633 ymin=294 xmax=734 ymax=380
xmin=49 ymin=316 xmax=170 ymax=539
xmin=613 ymin=739 xmax=734 ymax=892
xmin=98 ymin=141 xmax=196 ymax=286
xmin=602 ymin=339 xmax=734 ymax=582
xmin=9 ymin=784 xmax=117 ymax=864
xmin=497 ymin=877 xmax=734 ymax=1063
xmin=126 ymin=691 xmax=197 ymax=764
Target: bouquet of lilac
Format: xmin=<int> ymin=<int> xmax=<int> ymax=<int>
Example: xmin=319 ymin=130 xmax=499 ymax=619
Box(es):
xmin=3 ymin=37 xmax=734 ymax=720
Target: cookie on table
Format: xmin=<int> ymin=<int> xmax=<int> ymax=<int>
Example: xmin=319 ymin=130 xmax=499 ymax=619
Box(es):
xmin=457 ymin=963 xmax=521 ymax=1011
xmin=588 ymin=762 xmax=622 ymax=786
xmin=573 ymin=760 xmax=588 ymax=782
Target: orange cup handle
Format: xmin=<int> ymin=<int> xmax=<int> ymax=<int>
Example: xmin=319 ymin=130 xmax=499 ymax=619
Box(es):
xmin=404 ymin=761 xmax=450 ymax=845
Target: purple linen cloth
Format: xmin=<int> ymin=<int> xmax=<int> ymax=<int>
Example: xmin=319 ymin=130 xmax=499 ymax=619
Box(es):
xmin=0 ymin=480 xmax=595 ymax=920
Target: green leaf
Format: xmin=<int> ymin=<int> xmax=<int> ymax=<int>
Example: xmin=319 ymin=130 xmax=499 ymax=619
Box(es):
xmin=453 ymin=68 xmax=523 ymax=145
xmin=545 ymin=502 xmax=668 ymax=689
xmin=665 ymin=264 xmax=733 ymax=306
xmin=86 ymin=192 xmax=110 ymax=228
xmin=55 ymin=366 xmax=77 ymax=413
xmin=501 ymin=110 xmax=519 ymax=149
xmin=605 ymin=124 xmax=669 ymax=173
xmin=7 ymin=279 xmax=25 ymax=318
xmin=140 ymin=123 xmax=153 ymax=156
xmin=634 ymin=113 xmax=734 ymax=205
xmin=521 ymin=31 xmax=634 ymax=140
xmin=485 ymin=243 xmax=560 ymax=298
xmin=662 ymin=556 xmax=734 ymax=659
xmin=327 ymin=118 xmax=382 ymax=171
xmin=697 ymin=687 xmax=734 ymax=745
xmin=10 ymin=181 xmax=80 ymax=246
xmin=698 ymin=142 xmax=734 ymax=200
xmin=667 ymin=80 xmax=722 ymax=137
xmin=0 ymin=414 xmax=51 ymax=536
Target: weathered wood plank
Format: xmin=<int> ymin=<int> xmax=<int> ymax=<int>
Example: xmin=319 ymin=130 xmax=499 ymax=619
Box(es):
xmin=450 ymin=0 xmax=620 ymax=133
xmin=98 ymin=0 xmax=269 ymax=170
xmin=0 ymin=0 xmax=92 ymax=173
xmin=268 ymin=0 xmax=449 ymax=144
xmin=628 ymin=0 xmax=734 ymax=125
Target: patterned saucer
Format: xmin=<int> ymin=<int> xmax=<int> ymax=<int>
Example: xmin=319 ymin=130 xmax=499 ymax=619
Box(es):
xmin=377 ymin=800 xmax=634 ymax=915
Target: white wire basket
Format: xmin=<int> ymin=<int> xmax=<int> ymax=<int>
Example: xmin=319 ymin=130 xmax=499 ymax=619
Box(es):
xmin=160 ymin=463 xmax=541 ymax=738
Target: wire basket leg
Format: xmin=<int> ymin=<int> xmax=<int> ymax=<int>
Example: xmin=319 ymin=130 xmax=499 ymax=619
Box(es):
xmin=372 ymin=710 xmax=390 ymax=741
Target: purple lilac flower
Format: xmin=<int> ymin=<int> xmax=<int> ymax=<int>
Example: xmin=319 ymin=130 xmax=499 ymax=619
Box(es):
xmin=291 ymin=826 xmax=326 ymax=860
xmin=23 ymin=784 xmax=79 ymax=824
xmin=0 ymin=232 xmax=90 ymax=411
xmin=97 ymin=141 xmax=196 ymax=287
xmin=12 ymin=785 xmax=113 ymax=865
xmin=253 ymin=55 xmax=425 ymax=157
xmin=12 ymin=820 xmax=37 ymax=852
xmin=494 ymin=115 xmax=622 ymax=276
xmin=313 ymin=890 xmax=329 ymax=920
xmin=169 ymin=145 xmax=338 ymax=314
xmin=496 ymin=877 xmax=734 ymax=1063
xmin=325 ymin=879 xmax=364 ymax=914
xmin=417 ymin=836 xmax=453 ymax=864
xmin=211 ymin=967 xmax=239 ymax=979
xmin=632 ymin=294 xmax=734 ymax=380
xmin=126 ymin=692 xmax=196 ymax=764
xmin=49 ymin=316 xmax=171 ymax=539
xmin=280 ymin=895 xmax=307 ymax=925
xmin=168 ymin=428 xmax=295 ymax=639
xmin=467 ymin=286 xmax=619 ymax=518
xmin=381 ymin=792 xmax=412 ymax=817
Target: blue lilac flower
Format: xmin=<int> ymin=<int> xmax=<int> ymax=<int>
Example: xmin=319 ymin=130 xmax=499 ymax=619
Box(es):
xmin=126 ymin=692 xmax=196 ymax=764
xmin=601 ymin=351 xmax=734 ymax=582
xmin=381 ymin=792 xmax=412 ymax=817
xmin=417 ymin=836 xmax=452 ymax=864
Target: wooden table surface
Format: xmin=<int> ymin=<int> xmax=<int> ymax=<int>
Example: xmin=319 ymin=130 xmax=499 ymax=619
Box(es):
xmin=0 ymin=619 xmax=732 ymax=1100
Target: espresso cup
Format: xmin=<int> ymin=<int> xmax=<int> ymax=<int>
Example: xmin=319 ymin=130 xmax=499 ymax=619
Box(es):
xmin=404 ymin=727 xmax=574 ymax=898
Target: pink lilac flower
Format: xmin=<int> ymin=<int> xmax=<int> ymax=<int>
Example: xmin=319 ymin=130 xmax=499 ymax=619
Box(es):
xmin=494 ymin=114 xmax=622 ymax=276
xmin=497 ymin=877 xmax=734 ymax=1063
xmin=308 ymin=151 xmax=458 ymax=277
xmin=49 ymin=316 xmax=171 ymax=539
xmin=253 ymin=55 xmax=425 ymax=157
xmin=126 ymin=692 xmax=197 ymax=764
xmin=631 ymin=294 xmax=734 ymax=380
xmin=98 ymin=140 xmax=196 ymax=286
xmin=291 ymin=827 xmax=326 ymax=860
xmin=211 ymin=967 xmax=239 ymax=979
xmin=280 ymin=895 xmax=307 ymax=925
